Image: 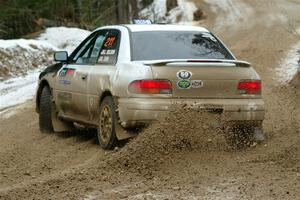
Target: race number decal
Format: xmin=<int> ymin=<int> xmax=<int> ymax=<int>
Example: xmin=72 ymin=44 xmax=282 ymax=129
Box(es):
xmin=177 ymin=70 xmax=192 ymax=79
xmin=104 ymin=36 xmax=116 ymax=47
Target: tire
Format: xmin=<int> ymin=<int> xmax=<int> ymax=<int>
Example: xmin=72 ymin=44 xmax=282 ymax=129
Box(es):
xmin=225 ymin=123 xmax=255 ymax=150
xmin=39 ymin=86 xmax=54 ymax=133
xmin=97 ymin=96 xmax=118 ymax=150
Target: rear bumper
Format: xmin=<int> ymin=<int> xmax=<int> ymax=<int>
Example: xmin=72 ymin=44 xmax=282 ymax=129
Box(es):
xmin=118 ymin=98 xmax=265 ymax=127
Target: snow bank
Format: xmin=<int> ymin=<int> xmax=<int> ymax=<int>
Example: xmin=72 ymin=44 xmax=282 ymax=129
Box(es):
xmin=204 ymin=0 xmax=253 ymax=30
xmin=0 ymin=27 xmax=90 ymax=111
xmin=38 ymin=27 xmax=91 ymax=53
xmin=139 ymin=0 xmax=199 ymax=24
xmin=0 ymin=40 xmax=57 ymax=80
xmin=0 ymin=39 xmax=57 ymax=50
xmin=0 ymin=27 xmax=91 ymax=80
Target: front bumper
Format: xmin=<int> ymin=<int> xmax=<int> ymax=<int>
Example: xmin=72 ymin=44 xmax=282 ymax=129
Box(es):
xmin=118 ymin=98 xmax=265 ymax=127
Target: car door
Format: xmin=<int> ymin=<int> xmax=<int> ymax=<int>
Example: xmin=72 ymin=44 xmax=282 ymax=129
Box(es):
xmin=86 ymin=29 xmax=121 ymax=123
xmin=55 ymin=30 xmax=108 ymax=122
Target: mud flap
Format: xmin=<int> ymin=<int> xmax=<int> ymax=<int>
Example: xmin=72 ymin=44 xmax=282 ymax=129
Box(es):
xmin=51 ymin=103 xmax=73 ymax=132
xmin=115 ymin=123 xmax=137 ymax=140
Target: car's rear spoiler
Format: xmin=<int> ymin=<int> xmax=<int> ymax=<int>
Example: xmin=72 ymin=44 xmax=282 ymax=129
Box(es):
xmin=136 ymin=59 xmax=251 ymax=67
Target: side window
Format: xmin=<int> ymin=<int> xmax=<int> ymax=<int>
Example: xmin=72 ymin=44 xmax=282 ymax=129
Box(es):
xmin=73 ymin=30 xmax=107 ymax=64
xmin=76 ymin=42 xmax=94 ymax=64
xmin=71 ymin=34 xmax=95 ymax=62
xmin=98 ymin=30 xmax=120 ymax=65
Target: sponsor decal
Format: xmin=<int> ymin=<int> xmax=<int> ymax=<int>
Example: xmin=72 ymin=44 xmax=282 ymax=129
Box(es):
xmin=106 ymin=50 xmax=116 ymax=55
xmin=100 ymin=50 xmax=107 ymax=55
xmin=177 ymin=80 xmax=191 ymax=89
xmin=191 ymin=80 xmax=204 ymax=88
xmin=177 ymin=70 xmax=192 ymax=79
xmin=59 ymin=68 xmax=68 ymax=77
xmin=59 ymin=68 xmax=75 ymax=77
xmin=89 ymin=97 xmax=94 ymax=107
xmin=103 ymin=56 xmax=110 ymax=62
xmin=98 ymin=56 xmax=104 ymax=62
xmin=98 ymin=56 xmax=110 ymax=63
xmin=59 ymin=80 xmax=71 ymax=85
xmin=67 ymin=68 xmax=75 ymax=75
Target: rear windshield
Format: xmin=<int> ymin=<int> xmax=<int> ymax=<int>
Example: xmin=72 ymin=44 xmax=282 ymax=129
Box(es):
xmin=131 ymin=31 xmax=234 ymax=61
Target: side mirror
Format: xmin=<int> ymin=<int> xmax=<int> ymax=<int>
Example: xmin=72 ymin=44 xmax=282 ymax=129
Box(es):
xmin=54 ymin=51 xmax=68 ymax=62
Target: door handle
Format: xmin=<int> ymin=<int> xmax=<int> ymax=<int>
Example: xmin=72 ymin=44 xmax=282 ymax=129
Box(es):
xmin=81 ymin=74 xmax=88 ymax=80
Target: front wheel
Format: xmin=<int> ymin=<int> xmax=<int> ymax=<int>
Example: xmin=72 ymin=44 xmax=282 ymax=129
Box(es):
xmin=39 ymin=86 xmax=54 ymax=133
xmin=97 ymin=96 xmax=118 ymax=150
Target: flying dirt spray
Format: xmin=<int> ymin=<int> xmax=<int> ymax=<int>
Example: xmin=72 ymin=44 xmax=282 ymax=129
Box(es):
xmin=107 ymin=104 xmax=257 ymax=175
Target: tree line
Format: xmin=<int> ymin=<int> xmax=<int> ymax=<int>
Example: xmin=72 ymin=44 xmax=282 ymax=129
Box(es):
xmin=0 ymin=0 xmax=153 ymax=39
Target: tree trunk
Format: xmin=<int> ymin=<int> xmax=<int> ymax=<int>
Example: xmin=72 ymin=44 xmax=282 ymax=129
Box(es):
xmin=73 ymin=0 xmax=82 ymax=23
xmin=129 ymin=0 xmax=139 ymax=20
xmin=116 ymin=0 xmax=129 ymax=24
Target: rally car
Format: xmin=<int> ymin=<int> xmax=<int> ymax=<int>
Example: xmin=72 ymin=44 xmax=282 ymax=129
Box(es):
xmin=35 ymin=23 xmax=265 ymax=149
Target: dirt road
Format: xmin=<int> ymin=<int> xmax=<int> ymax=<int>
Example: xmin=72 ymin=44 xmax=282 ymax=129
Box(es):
xmin=0 ymin=0 xmax=300 ymax=199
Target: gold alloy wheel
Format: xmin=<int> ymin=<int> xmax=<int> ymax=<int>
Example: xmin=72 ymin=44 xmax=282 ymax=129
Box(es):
xmin=99 ymin=105 xmax=113 ymax=143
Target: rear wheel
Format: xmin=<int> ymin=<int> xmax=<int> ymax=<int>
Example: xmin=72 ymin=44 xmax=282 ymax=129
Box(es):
xmin=97 ymin=96 xmax=118 ymax=150
xmin=39 ymin=86 xmax=54 ymax=133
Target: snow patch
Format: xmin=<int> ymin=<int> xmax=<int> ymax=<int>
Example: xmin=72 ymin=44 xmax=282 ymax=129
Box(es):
xmin=276 ymin=40 xmax=300 ymax=84
xmin=204 ymin=0 xmax=254 ymax=30
xmin=0 ymin=108 xmax=17 ymax=119
xmin=0 ymin=69 xmax=40 ymax=111
xmin=38 ymin=27 xmax=91 ymax=54
xmin=139 ymin=0 xmax=167 ymax=22
xmin=139 ymin=0 xmax=199 ymax=24
xmin=0 ymin=39 xmax=57 ymax=50
xmin=169 ymin=0 xmax=198 ymax=24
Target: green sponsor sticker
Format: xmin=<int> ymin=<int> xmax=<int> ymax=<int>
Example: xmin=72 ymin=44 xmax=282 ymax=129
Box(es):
xmin=177 ymin=80 xmax=191 ymax=89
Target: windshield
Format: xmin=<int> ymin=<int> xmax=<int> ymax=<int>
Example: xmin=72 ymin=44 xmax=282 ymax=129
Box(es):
xmin=131 ymin=31 xmax=234 ymax=61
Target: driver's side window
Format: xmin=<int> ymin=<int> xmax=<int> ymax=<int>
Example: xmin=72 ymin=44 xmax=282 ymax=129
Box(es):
xmin=72 ymin=30 xmax=107 ymax=64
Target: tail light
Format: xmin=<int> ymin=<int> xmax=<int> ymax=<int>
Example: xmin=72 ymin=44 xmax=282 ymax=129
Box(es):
xmin=129 ymin=80 xmax=172 ymax=94
xmin=237 ymin=80 xmax=261 ymax=94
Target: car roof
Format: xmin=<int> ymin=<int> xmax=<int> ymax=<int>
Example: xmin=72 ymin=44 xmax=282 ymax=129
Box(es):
xmin=124 ymin=24 xmax=210 ymax=32
xmin=95 ymin=24 xmax=210 ymax=33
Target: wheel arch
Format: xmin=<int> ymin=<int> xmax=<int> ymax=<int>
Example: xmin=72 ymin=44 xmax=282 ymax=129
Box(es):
xmin=99 ymin=90 xmax=114 ymax=105
xmin=98 ymin=90 xmax=120 ymax=115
